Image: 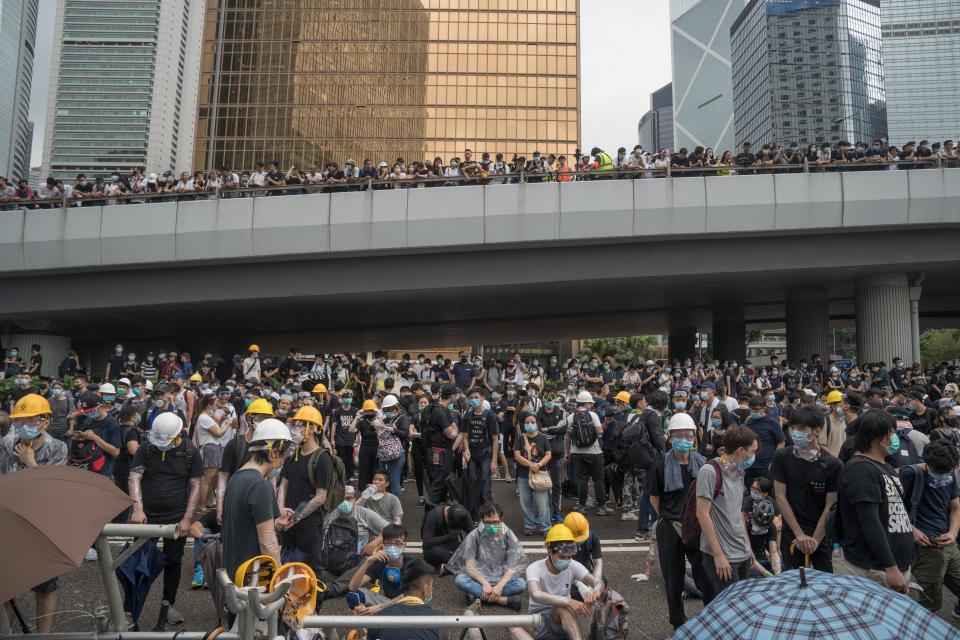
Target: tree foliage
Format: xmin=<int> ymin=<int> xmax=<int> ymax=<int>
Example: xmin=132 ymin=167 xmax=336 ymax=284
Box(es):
xmin=921 ymin=329 xmax=960 ymax=365
xmin=579 ymin=336 xmax=658 ymax=365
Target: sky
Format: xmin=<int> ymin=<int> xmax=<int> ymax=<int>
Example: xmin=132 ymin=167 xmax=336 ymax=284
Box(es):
xmin=27 ymin=0 xmax=672 ymax=167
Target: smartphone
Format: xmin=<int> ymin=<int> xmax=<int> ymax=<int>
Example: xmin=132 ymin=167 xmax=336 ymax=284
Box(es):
xmin=291 ymin=500 xmax=310 ymax=521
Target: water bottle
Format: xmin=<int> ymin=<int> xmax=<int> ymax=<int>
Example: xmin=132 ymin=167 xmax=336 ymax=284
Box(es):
xmin=832 ymin=543 xmax=842 ymax=560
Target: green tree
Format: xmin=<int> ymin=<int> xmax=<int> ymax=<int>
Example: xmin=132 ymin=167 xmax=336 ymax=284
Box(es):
xmin=921 ymin=329 xmax=960 ymax=364
xmin=579 ymin=336 xmax=658 ymax=364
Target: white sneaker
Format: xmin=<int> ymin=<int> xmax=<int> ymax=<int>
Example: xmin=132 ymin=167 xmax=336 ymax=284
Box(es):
xmin=166 ymin=606 xmax=184 ymax=625
xmin=84 ymin=548 xmax=98 ymax=562
xmin=630 ymin=573 xmax=649 ymax=582
xmin=585 ymin=497 xmax=597 ymax=508
xmin=621 ymin=511 xmax=639 ymax=521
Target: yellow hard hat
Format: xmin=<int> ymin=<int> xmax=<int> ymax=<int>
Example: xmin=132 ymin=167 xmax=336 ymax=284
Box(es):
xmin=361 ymin=399 xmax=378 ymax=412
xmin=10 ymin=393 xmax=52 ymax=419
xmin=563 ymin=512 xmax=590 ymax=543
xmin=826 ymin=390 xmax=843 ymax=404
xmin=189 ymin=373 xmax=202 ymax=382
xmin=248 ymin=344 xmax=260 ymax=352
xmin=614 ymin=391 xmax=631 ymax=405
xmin=292 ymin=405 xmax=322 ymax=426
xmin=311 ymin=383 xmax=328 ymax=394
xmin=544 ymin=524 xmax=576 ymax=546
xmin=234 ymin=555 xmax=277 ymax=589
xmin=271 ymin=562 xmax=323 ymax=625
xmin=246 ymin=398 xmax=275 ymax=416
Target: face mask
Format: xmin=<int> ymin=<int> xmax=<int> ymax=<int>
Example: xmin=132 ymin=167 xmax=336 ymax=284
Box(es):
xmin=711 ymin=418 xmax=722 ymax=428
xmin=792 ymin=430 xmax=811 ymax=448
xmin=750 ymin=412 xmax=762 ymax=421
xmin=603 ymin=365 xmax=610 ymax=371
xmin=507 ymin=390 xmax=516 ymax=397
xmin=243 ymin=398 xmax=252 ymax=408
xmin=260 ymin=389 xmax=270 ymax=398
xmin=128 ymin=354 xmax=136 ymax=361
xmin=17 ymin=379 xmax=29 ymax=387
xmin=102 ymin=395 xmax=116 ymax=404
xmin=289 ymin=426 xmax=304 ymax=444
xmin=483 ymin=523 xmax=502 ymax=537
xmin=437 ymin=359 xmax=444 ymax=365
xmin=672 ymin=439 xmax=694 ymax=453
xmin=674 ymin=401 xmax=686 ymax=410
xmin=738 ymin=453 xmax=756 ymax=470
xmin=115 ymin=347 xmax=123 ymax=354
xmin=342 ymin=398 xmax=352 ymax=406
xmin=946 ymin=418 xmax=959 ymax=428
xmin=147 ymin=356 xmax=155 ymax=362
xmin=886 ymin=433 xmax=900 ymax=455
xmin=928 ymin=471 xmax=954 ymax=487
xmin=51 ymin=388 xmax=63 ymax=398
xmin=767 ymin=395 xmax=776 ymax=403
xmin=699 ymin=392 xmax=709 ymax=401
xmin=469 ymin=398 xmax=482 ymax=409
xmin=16 ymin=425 xmax=40 ymax=441
xmin=524 ymin=422 xmax=538 ymax=433
xmin=155 ymin=440 xmax=176 ymax=452
xmin=544 ymin=401 xmax=555 ymax=410
xmin=417 ymin=358 xmax=424 ymax=364
xmin=553 ymin=558 xmax=571 ymax=571
xmin=673 ymin=372 xmax=681 ymax=378
xmin=337 ymin=501 xmax=354 ymax=515
xmin=9 ymin=351 xmax=17 ymax=358
xmin=383 ymin=546 xmax=404 ymax=559
xmin=750 ymin=490 xmax=764 ymax=501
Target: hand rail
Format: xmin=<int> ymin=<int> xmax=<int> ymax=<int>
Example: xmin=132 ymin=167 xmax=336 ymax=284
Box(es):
xmin=302 ymin=614 xmax=543 ymax=630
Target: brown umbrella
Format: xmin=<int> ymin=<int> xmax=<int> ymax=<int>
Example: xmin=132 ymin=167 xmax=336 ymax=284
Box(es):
xmin=0 ymin=465 xmax=133 ymax=603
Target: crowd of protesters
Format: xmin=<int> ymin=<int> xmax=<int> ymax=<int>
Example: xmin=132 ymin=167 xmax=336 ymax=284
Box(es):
xmin=3 ymin=343 xmax=960 ymax=637
xmin=2 ymin=137 xmax=956 ymax=210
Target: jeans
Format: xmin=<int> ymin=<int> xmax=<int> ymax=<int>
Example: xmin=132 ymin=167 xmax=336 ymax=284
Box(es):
xmin=454 ymin=573 xmax=526 ymax=599
xmin=382 ymin=454 xmax=404 ymax=497
xmin=518 ymin=475 xmax=551 ymax=532
xmin=467 ymin=455 xmax=493 ymax=519
xmin=572 ymin=453 xmax=606 ymax=506
xmin=636 ymin=470 xmax=657 ymax=533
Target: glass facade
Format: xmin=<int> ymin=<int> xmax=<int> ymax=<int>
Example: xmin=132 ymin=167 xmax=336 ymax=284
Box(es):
xmin=0 ymin=0 xmax=38 ymax=181
xmin=731 ymin=0 xmax=886 ymax=147
xmin=194 ymin=0 xmax=580 ymax=172
xmin=638 ymin=82 xmax=673 ymax=152
xmin=881 ymin=0 xmax=960 ymax=145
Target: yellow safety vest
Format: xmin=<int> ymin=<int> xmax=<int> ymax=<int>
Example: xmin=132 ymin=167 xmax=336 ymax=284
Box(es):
xmin=596 ymin=152 xmax=614 ymax=172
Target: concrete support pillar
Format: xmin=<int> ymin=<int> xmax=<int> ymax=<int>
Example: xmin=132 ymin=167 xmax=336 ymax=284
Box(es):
xmin=785 ymin=290 xmax=830 ymax=364
xmin=856 ymin=273 xmax=915 ymax=365
xmin=668 ymin=326 xmax=698 ymax=363
xmin=712 ymin=309 xmax=746 ymax=364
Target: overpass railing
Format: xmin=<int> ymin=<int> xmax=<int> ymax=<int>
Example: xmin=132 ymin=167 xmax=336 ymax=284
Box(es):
xmin=5 ymin=157 xmax=952 ymax=211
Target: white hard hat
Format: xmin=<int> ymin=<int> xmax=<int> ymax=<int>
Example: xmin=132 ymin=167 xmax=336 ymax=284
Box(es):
xmin=645 ymin=360 xmax=655 ymax=366
xmin=99 ymin=383 xmax=117 ymax=395
xmin=667 ymin=412 xmax=697 ymax=432
xmin=381 ymin=394 xmax=399 ymax=409
xmin=576 ymin=391 xmax=594 ymax=404
xmin=250 ymin=418 xmax=292 ymax=446
xmin=145 ymin=379 xmax=154 ymax=391
xmin=118 ymin=378 xmax=132 ymax=387
xmin=148 ymin=412 xmax=184 ymax=447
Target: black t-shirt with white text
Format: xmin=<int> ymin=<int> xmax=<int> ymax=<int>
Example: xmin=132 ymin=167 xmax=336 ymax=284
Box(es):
xmin=464 ymin=409 xmax=498 ymax=458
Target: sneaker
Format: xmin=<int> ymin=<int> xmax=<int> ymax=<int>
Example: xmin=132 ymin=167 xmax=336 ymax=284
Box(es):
xmin=523 ymin=528 xmax=536 ymax=536
xmin=596 ymin=506 xmax=613 ymax=516
xmin=506 ymin=595 xmax=522 ymax=612
xmin=585 ymin=497 xmax=597 ymax=508
xmin=84 ymin=548 xmax=98 ymax=562
xmin=620 ymin=511 xmax=639 ymax=521
xmin=166 ymin=606 xmax=184 ymax=625
xmin=190 ymin=565 xmax=205 ymax=589
xmin=573 ymin=503 xmax=586 ymax=514
xmin=552 ymin=512 xmax=563 ymax=525
xmin=634 ymin=531 xmax=650 ymax=542
xmin=417 ymin=497 xmax=426 ymax=508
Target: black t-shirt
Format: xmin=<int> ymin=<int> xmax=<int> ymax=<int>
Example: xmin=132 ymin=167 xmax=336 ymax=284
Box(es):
xmin=573 ymin=533 xmax=602 ymax=574
xmin=837 ymin=456 xmax=914 ymax=571
xmin=221 ymin=433 xmax=251 ymax=477
xmin=223 ymin=468 xmax=280 ymax=580
xmin=769 ymin=447 xmax=842 ymax=534
xmin=910 ymin=408 xmax=937 ymax=435
xmin=132 ymin=440 xmax=203 ymax=523
xmin=28 ymin=353 xmax=42 ymax=375
xmin=113 ymin=426 xmax=145 ymax=482
xmin=735 ymin=152 xmax=756 ymax=166
xmin=463 ymin=409 xmax=498 ymax=458
xmin=281 ymin=447 xmax=333 ymax=530
xmin=648 ymin=455 xmax=694 ymax=521
xmin=357 ymin=417 xmax=379 ymax=448
xmin=108 ymin=354 xmax=124 ymax=377
xmin=364 ymin=555 xmax=414 ymax=599
xmin=742 ymin=493 xmax=778 ymax=554
xmin=514 ymin=432 xmax=549 ymax=478
xmin=424 ymin=403 xmax=455 ymax=450
xmin=278 ymin=356 xmax=302 ymax=379
xmin=332 ymin=406 xmax=359 ymax=447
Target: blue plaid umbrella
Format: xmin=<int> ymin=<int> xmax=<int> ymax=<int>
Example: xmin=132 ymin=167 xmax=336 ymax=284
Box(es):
xmin=672 ymin=569 xmax=960 ymax=640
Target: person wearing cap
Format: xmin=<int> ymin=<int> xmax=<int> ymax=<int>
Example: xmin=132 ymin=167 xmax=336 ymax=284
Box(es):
xmin=222 ymin=418 xmax=292 ymax=582
xmin=0 ymin=394 xmax=68 ymax=632
xmin=424 ymin=383 xmax=461 ymax=505
xmin=159 ymin=351 xmax=181 ymax=380
xmin=128 ymin=411 xmax=202 ymax=624
xmin=67 ymin=385 xmax=123 ymax=477
xmin=509 ymin=524 xmax=604 ymax=640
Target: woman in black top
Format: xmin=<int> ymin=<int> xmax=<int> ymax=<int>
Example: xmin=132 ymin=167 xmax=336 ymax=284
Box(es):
xmin=351 ymin=401 xmax=383 ymax=490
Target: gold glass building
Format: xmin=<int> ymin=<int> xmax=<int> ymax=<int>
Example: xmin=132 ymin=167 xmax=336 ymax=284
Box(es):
xmin=193 ymin=0 xmax=580 ymax=171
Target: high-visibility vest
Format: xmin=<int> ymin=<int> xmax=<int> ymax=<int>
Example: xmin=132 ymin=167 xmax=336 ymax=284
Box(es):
xmin=595 ymin=152 xmax=614 ymax=172
xmin=555 ymin=165 xmax=573 ymax=182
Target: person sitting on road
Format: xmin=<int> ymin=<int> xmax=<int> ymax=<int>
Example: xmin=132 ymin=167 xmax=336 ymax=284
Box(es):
xmin=563 ymin=512 xmax=603 ymax=587
xmin=347 ymin=524 xmax=415 ymax=612
xmin=319 ymin=485 xmax=388 ymax=597
xmin=508 ymin=524 xmax=604 ymax=640
xmin=420 ymin=502 xmax=473 ymax=571
xmin=368 ymin=559 xmax=444 ymax=640
xmin=448 ymin=501 xmax=527 ymax=609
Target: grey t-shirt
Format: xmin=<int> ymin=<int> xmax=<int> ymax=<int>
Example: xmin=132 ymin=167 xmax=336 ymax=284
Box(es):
xmin=323 ymin=504 xmax=388 ymax=548
xmin=365 ymin=492 xmax=403 ymax=523
xmin=697 ymin=462 xmax=751 ymax=563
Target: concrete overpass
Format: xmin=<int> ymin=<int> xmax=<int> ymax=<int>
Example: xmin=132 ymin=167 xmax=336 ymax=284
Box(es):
xmin=1 ymin=168 xmax=959 ymax=367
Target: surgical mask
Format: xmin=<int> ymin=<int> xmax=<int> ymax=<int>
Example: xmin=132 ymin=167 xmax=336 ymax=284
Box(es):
xmin=447 ymin=402 xmax=455 ymax=411
xmin=342 ymin=398 xmax=352 ymax=406
xmin=17 ymin=378 xmax=29 ymax=387
xmin=710 ymin=418 xmax=722 ymax=428
xmin=553 ymin=558 xmax=571 ymax=571
xmin=791 ymin=430 xmax=811 ymax=448
xmin=9 ymin=351 xmax=17 ymax=358
xmin=928 ymin=471 xmax=954 ymax=487
xmin=674 ymin=401 xmax=686 ymax=410
xmin=244 ymin=398 xmax=252 ymax=408
xmin=750 ymin=490 xmax=764 ymax=501
xmin=750 ymin=412 xmax=762 ymax=421
xmin=544 ymin=400 xmax=554 ymax=410
xmin=337 ymin=501 xmax=354 ymax=515
xmin=700 ymin=392 xmax=709 ymax=401
xmin=16 ymin=425 xmax=40 ymax=441
xmin=469 ymin=398 xmax=482 ymax=409
xmin=260 ymin=389 xmax=270 ymax=398
xmin=672 ymin=439 xmax=694 ymax=453
xmin=738 ymin=453 xmax=756 ymax=470
xmin=102 ymin=395 xmax=116 ymax=404
xmin=383 ymin=546 xmax=404 ymax=559
xmin=886 ymin=433 xmax=900 ymax=455
xmin=507 ymin=390 xmax=516 ymax=397
xmin=115 ymin=347 xmax=123 ymax=354
xmin=483 ymin=523 xmax=502 ymax=537
xmin=128 ymin=354 xmax=136 ymax=361
xmin=117 ymin=388 xmax=128 ymax=397
xmin=289 ymin=426 xmax=304 ymax=444
xmin=51 ymin=388 xmax=63 ymax=398
xmin=767 ymin=395 xmax=776 ymax=403
xmin=383 ymin=410 xmax=396 ymax=419
xmin=524 ymin=422 xmax=538 ymax=433
xmin=155 ymin=440 xmax=176 ymax=452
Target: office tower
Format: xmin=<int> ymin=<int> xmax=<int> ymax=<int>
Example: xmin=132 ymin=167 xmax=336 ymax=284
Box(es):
xmin=0 ymin=0 xmax=38 ymax=181
xmin=193 ymin=0 xmax=580 ymax=171
xmin=42 ymin=0 xmax=204 ymax=181
xmin=671 ymin=0 xmax=748 ymax=154
xmin=638 ymin=82 xmax=674 ymax=152
xmin=881 ymin=0 xmax=960 ymax=145
xmin=731 ymin=0 xmax=886 ymax=147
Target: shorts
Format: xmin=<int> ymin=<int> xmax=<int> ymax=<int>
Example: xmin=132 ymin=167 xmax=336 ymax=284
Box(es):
xmin=201 ymin=443 xmax=223 ymax=469
xmin=33 ymin=577 xmax=59 ymax=593
xmin=533 ymin=608 xmax=586 ymax=640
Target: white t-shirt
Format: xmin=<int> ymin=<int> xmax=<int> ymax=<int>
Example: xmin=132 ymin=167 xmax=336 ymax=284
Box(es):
xmin=721 ymin=396 xmax=739 ymax=412
xmin=195 ymin=413 xmax=220 ymax=446
xmin=241 ymin=356 xmax=261 ymax=381
xmin=213 ymin=403 xmax=237 ymax=445
xmin=568 ymin=410 xmax=602 ymax=455
xmin=525 ymin=558 xmax=588 ymax=613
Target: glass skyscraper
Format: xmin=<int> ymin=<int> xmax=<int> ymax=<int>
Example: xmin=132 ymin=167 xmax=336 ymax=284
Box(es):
xmin=42 ymin=0 xmax=204 ymax=181
xmin=638 ymin=82 xmax=673 ymax=153
xmin=193 ymin=0 xmax=580 ymax=172
xmin=731 ymin=0 xmax=886 ymax=148
xmin=881 ymin=0 xmax=960 ymax=145
xmin=0 ymin=0 xmax=38 ymax=181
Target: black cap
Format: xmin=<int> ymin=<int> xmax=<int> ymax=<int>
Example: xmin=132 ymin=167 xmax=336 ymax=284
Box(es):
xmin=78 ymin=391 xmax=101 ymax=410
xmin=440 ymin=383 xmax=457 ymax=398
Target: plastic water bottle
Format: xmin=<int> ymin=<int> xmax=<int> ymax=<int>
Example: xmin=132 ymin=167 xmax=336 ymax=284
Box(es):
xmin=832 ymin=543 xmax=842 ymax=560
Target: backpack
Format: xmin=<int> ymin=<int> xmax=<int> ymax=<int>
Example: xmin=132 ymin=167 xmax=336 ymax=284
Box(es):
xmin=620 ymin=412 xmax=658 ymax=470
xmin=69 ymin=438 xmax=107 ymax=473
xmin=570 ymin=411 xmax=598 ymax=448
xmin=320 ymin=512 xmax=360 ymax=575
xmin=310 ymin=448 xmax=346 ymax=515
xmin=680 ymin=459 xmax=723 ymax=547
xmin=903 ymin=464 xmax=927 ymax=524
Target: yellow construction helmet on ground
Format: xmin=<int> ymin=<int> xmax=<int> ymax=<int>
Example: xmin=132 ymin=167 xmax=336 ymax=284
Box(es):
xmin=246 ymin=398 xmax=275 ymax=416
xmin=10 ymin=393 xmax=52 ymax=419
xmin=234 ymin=555 xmax=277 ymax=589
xmin=292 ymin=405 xmax=322 ymax=426
xmin=271 ymin=562 xmax=323 ymax=627
xmin=563 ymin=512 xmax=590 ymax=543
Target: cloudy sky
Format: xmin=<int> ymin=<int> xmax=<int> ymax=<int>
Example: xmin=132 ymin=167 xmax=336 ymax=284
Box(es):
xmin=28 ymin=1 xmax=672 ymax=167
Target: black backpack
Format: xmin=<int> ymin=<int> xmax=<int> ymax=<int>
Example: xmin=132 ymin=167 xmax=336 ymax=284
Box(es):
xmin=321 ymin=512 xmax=360 ymax=575
xmin=615 ymin=413 xmax=657 ymax=470
xmin=69 ymin=438 xmax=107 ymax=473
xmin=570 ymin=411 xmax=598 ymax=448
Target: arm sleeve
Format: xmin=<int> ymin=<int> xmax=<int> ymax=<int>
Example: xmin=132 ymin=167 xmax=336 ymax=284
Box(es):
xmin=773 ymin=424 xmax=786 ymax=444
xmin=854 ymin=501 xmax=897 ymax=568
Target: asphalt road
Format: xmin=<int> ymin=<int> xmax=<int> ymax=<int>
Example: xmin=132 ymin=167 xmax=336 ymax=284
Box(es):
xmin=9 ymin=479 xmax=960 ymax=640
